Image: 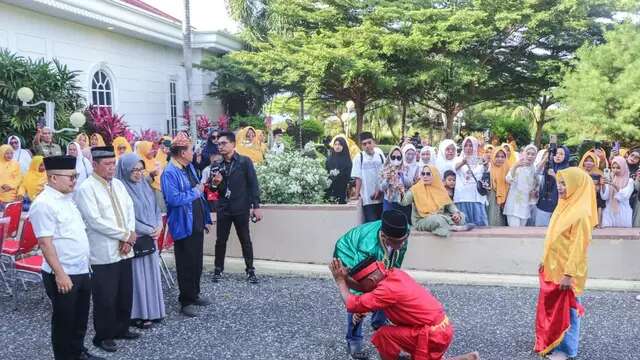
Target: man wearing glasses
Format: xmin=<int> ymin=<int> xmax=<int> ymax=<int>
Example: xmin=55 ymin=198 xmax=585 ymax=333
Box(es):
xmin=351 ymin=132 xmax=386 ymax=223
xmin=29 ymin=155 xmax=103 ymax=359
xmin=33 ymin=127 xmax=63 ymax=157
xmin=333 ymin=209 xmax=410 ymax=360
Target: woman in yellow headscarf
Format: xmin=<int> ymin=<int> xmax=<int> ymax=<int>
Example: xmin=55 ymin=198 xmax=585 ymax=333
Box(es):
xmin=75 ymin=132 xmax=93 ymax=160
xmin=501 ymin=142 xmax=518 ymax=167
xmin=22 ymin=156 xmax=47 ymax=201
xmin=155 ymin=136 xmax=171 ymax=168
xmin=112 ymin=136 xmax=132 ymax=161
xmin=534 ymin=167 xmax=597 ymax=359
xmin=400 ymin=164 xmax=468 ymax=237
xmin=136 ymin=140 xmax=167 ymax=211
xmin=579 ymin=151 xmax=606 ymax=226
xmin=0 ymin=144 xmax=24 ymax=205
xmin=236 ymin=126 xmax=265 ymax=164
xmin=90 ymin=133 xmax=106 ymax=147
xmin=487 ymin=148 xmax=510 ymax=226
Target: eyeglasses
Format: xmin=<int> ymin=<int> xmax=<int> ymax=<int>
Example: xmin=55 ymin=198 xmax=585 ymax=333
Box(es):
xmin=117 ymin=146 xmax=127 ymax=150
xmin=390 ymin=155 xmax=402 ymax=161
xmin=421 ymin=172 xmax=432 ymax=176
xmin=131 ymin=168 xmax=144 ymax=173
xmin=52 ymin=173 xmax=79 ymax=181
xmin=211 ymin=135 xmax=219 ymax=139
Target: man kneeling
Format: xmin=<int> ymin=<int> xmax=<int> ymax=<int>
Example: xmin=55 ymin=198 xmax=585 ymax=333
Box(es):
xmin=329 ymin=257 xmax=479 ymax=360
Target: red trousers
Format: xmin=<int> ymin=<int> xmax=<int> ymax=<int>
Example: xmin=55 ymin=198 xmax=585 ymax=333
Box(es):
xmin=372 ymin=321 xmax=454 ymax=360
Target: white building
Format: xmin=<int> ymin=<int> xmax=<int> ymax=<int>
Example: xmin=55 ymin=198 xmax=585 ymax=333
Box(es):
xmin=0 ymin=0 xmax=242 ymax=134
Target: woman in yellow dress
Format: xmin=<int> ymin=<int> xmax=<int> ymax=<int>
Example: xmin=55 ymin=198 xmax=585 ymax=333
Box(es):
xmin=136 ymin=140 xmax=166 ymax=211
xmin=236 ymin=126 xmax=265 ymax=164
xmin=22 ymin=156 xmax=47 ymax=201
xmin=0 ymin=144 xmax=24 ymax=206
xmin=112 ymin=136 xmax=132 ymax=161
xmin=90 ymin=133 xmax=106 ymax=147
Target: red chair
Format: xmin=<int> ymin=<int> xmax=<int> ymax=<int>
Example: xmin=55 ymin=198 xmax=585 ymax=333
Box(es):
xmin=157 ymin=215 xmax=175 ymax=288
xmin=1 ymin=202 xmax=23 ymax=267
xmin=12 ymin=218 xmax=43 ymax=309
xmin=0 ymin=219 xmax=11 ymax=293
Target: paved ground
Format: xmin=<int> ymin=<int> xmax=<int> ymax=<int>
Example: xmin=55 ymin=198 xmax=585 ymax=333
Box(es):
xmin=0 ymin=272 xmax=639 ymax=359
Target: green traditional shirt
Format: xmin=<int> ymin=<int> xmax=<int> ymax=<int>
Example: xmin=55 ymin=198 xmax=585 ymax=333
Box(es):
xmin=333 ymin=220 xmax=408 ymax=271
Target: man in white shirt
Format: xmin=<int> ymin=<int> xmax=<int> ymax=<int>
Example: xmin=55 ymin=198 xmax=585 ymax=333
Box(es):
xmin=351 ymin=132 xmax=385 ymax=223
xmin=74 ymin=146 xmax=139 ymax=353
xmin=29 ymin=155 xmax=103 ymax=360
xmin=270 ymin=128 xmax=285 ymax=155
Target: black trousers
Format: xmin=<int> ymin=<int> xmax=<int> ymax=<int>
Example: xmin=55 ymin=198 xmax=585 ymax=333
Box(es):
xmin=362 ymin=203 xmax=383 ymax=223
xmin=43 ymin=271 xmax=91 ymax=360
xmin=91 ymin=258 xmax=133 ymax=342
xmin=214 ymin=211 xmax=254 ymax=273
xmin=173 ymin=230 xmax=204 ymax=307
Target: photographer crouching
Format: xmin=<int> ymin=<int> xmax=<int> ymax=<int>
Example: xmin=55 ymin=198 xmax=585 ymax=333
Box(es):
xmin=210 ymin=132 xmax=262 ymax=284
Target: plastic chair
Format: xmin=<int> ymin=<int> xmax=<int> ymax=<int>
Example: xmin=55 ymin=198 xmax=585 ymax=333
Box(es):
xmin=1 ymin=201 xmax=23 ymax=274
xmin=157 ymin=215 xmax=175 ymax=288
xmin=0 ymin=219 xmax=11 ymax=293
xmin=13 ymin=218 xmax=43 ymax=309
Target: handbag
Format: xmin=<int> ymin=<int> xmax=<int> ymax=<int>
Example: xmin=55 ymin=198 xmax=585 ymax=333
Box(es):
xmin=468 ymin=165 xmax=489 ymax=196
xmin=133 ymin=235 xmax=156 ymax=258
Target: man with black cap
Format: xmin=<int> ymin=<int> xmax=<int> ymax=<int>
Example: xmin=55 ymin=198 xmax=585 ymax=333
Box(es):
xmin=74 ymin=146 xmax=140 ymax=353
xmin=351 ymin=132 xmax=385 ymax=223
xmin=329 ymin=257 xmax=480 ymax=360
xmin=270 ymin=128 xmax=285 ymax=155
xmin=29 ymin=155 xmax=103 ymax=359
xmin=333 ymin=209 xmax=410 ymax=360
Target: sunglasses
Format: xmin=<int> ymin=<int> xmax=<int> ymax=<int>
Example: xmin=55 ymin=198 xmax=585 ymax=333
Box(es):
xmin=390 ymin=155 xmax=402 ymax=161
xmin=421 ymin=172 xmax=432 ymax=176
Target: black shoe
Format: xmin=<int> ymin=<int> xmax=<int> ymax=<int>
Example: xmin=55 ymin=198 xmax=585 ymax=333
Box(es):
xmin=346 ymin=342 xmax=368 ymax=360
xmin=77 ymin=349 xmax=105 ymax=360
xmin=115 ymin=330 xmax=141 ymax=340
xmin=246 ymin=270 xmax=259 ymax=284
xmin=93 ymin=339 xmax=117 ymax=353
xmin=212 ymin=270 xmax=222 ymax=283
xmin=193 ymin=296 xmax=212 ymax=306
xmin=181 ymin=304 xmax=198 ymax=317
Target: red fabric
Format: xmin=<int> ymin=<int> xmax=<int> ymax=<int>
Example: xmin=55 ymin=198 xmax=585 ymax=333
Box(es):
xmin=15 ymin=255 xmax=43 ymax=272
xmin=346 ymin=269 xmax=451 ymax=359
xmin=352 ymin=261 xmax=385 ymax=281
xmin=534 ymin=270 xmax=584 ymax=355
xmin=372 ymin=323 xmax=453 ymax=360
xmin=1 ymin=238 xmax=18 ymax=255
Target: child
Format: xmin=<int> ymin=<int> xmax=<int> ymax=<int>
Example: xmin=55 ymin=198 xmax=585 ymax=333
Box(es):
xmin=443 ymin=170 xmax=456 ymax=200
xmin=201 ymin=153 xmax=223 ymax=211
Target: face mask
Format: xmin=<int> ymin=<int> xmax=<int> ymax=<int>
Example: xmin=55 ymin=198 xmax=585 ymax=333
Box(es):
xmin=390 ymin=160 xmax=401 ymax=167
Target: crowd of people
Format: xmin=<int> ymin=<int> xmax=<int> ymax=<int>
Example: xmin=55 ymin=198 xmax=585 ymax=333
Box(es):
xmin=323 ymin=131 xmax=640 ymax=236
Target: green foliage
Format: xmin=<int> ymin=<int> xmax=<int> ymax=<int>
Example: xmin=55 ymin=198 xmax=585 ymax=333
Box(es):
xmin=491 ymin=116 xmax=532 ymax=147
xmin=0 ymin=49 xmax=84 ymax=147
xmin=286 ymin=119 xmax=325 ymax=146
xmin=230 ymin=114 xmax=266 ymax=131
xmin=255 ymin=152 xmax=330 ymax=204
xmin=556 ymin=23 xmax=640 ymax=144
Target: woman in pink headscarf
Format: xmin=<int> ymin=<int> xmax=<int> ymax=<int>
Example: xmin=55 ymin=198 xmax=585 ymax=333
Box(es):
xmin=600 ymin=156 xmax=633 ymax=227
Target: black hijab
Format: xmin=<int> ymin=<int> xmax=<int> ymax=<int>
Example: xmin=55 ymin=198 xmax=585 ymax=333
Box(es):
xmin=326 ymin=137 xmax=352 ymax=171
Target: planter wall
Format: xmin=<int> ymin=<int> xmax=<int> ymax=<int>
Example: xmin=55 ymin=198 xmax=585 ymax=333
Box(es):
xmin=204 ymin=205 xmax=640 ymax=281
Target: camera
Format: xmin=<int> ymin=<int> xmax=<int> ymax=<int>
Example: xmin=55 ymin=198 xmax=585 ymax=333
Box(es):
xmin=207 ymin=161 xmax=225 ymax=190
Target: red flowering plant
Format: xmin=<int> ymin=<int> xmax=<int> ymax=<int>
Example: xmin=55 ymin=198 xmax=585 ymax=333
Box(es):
xmin=181 ymin=108 xmax=212 ymax=139
xmin=136 ymin=128 xmax=160 ymax=143
xmin=85 ymin=105 xmax=130 ymax=144
xmin=217 ymin=114 xmax=230 ymax=131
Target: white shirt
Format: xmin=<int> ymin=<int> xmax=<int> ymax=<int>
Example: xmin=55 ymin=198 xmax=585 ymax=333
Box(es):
xmin=453 ymin=161 xmax=487 ymax=203
xmin=351 ymin=149 xmax=385 ymax=206
xmin=74 ymin=174 xmax=136 ymax=265
xmin=271 ymin=142 xmax=285 ymax=155
xmin=28 ymin=185 xmax=90 ymax=275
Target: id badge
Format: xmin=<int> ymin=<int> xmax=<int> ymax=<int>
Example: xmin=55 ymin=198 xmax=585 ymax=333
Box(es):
xmin=225 ymin=189 xmax=232 ymax=199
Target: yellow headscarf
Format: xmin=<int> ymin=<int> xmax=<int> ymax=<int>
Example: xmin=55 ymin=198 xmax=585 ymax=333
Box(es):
xmin=331 ymin=134 xmax=360 ymax=160
xmin=112 ymin=137 xmax=132 ymax=160
xmin=90 ymin=133 xmax=106 ymax=147
xmin=0 ymin=144 xmax=24 ymax=203
xmin=236 ymin=126 xmax=265 ymax=164
xmin=620 ymin=148 xmax=629 ymax=158
xmin=22 ymin=156 xmax=47 ymax=200
xmin=501 ymin=143 xmax=518 ymax=167
xmin=578 ymin=151 xmax=603 ymax=176
xmin=542 ymin=167 xmax=598 ymax=295
xmin=155 ymin=136 xmax=171 ymax=167
xmin=136 ymin=141 xmax=162 ymax=191
xmin=410 ymin=164 xmax=453 ymax=217
xmin=490 ymin=148 xmax=511 ymax=206
xmin=75 ymin=133 xmax=90 ymax=149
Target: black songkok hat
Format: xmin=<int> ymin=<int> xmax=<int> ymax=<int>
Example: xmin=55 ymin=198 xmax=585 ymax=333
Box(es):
xmin=91 ymin=146 xmax=115 ymax=159
xmin=381 ymin=210 xmax=409 ymax=238
xmin=273 ymin=128 xmax=283 ymax=136
xmin=359 ymin=131 xmax=374 ymax=142
xmin=43 ymin=155 xmax=76 ymax=171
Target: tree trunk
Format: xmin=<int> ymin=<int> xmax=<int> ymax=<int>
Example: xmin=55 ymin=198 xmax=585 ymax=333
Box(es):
xmin=534 ymin=104 xmax=547 ymax=148
xmin=444 ymin=109 xmax=457 ymax=139
xmin=400 ymin=100 xmax=407 ymax=138
xmin=355 ymin=101 xmax=366 ymax=136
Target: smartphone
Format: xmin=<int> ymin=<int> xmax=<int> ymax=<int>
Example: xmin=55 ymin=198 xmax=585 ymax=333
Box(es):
xmin=614 ymin=141 xmax=621 ymax=153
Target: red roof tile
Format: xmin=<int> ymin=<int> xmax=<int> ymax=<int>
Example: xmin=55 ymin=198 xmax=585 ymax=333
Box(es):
xmin=120 ymin=0 xmax=181 ymax=23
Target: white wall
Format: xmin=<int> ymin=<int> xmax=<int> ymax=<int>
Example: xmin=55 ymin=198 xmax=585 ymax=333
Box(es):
xmin=0 ymin=2 xmax=223 ymax=134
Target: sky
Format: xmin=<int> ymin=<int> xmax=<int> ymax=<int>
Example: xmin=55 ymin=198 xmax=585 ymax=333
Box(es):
xmin=143 ymin=0 xmax=239 ymax=33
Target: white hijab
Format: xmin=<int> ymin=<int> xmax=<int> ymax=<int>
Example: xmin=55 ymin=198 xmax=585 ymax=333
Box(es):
xmin=67 ymin=141 xmax=93 ymax=189
xmin=418 ymin=146 xmax=436 ymax=168
xmin=7 ymin=135 xmax=32 ymax=173
xmin=401 ymin=143 xmax=419 ymax=181
xmin=436 ymin=139 xmax=458 ymax=175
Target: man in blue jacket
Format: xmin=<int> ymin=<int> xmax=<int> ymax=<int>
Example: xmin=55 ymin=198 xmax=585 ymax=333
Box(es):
xmin=161 ymin=132 xmax=212 ymax=318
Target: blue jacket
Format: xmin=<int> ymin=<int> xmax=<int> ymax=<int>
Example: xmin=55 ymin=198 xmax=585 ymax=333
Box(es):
xmin=161 ymin=160 xmax=212 ymax=240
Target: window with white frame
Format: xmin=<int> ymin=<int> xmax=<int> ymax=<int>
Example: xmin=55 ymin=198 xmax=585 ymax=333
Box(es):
xmin=169 ymin=80 xmax=178 ymax=136
xmin=91 ymin=70 xmax=113 ymax=109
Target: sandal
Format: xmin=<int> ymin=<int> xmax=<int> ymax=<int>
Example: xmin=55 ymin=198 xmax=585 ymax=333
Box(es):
xmin=131 ymin=319 xmax=153 ymax=329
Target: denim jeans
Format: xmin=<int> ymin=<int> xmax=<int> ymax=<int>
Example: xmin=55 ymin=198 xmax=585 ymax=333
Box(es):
xmin=345 ymin=310 xmax=388 ymax=345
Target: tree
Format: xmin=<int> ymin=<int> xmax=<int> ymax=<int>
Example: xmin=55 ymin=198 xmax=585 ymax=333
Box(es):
xmin=556 ymin=23 xmax=640 ymax=144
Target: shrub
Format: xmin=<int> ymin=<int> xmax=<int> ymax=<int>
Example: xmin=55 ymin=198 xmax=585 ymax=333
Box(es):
xmin=230 ymin=114 xmax=265 ymax=130
xmin=255 ymin=152 xmax=331 ymax=204
xmin=286 ymin=119 xmax=325 ymax=146
xmin=491 ymin=116 xmax=531 ymax=147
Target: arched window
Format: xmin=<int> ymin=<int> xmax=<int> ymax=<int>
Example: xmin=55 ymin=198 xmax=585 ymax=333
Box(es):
xmin=91 ymin=70 xmax=113 ymax=109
